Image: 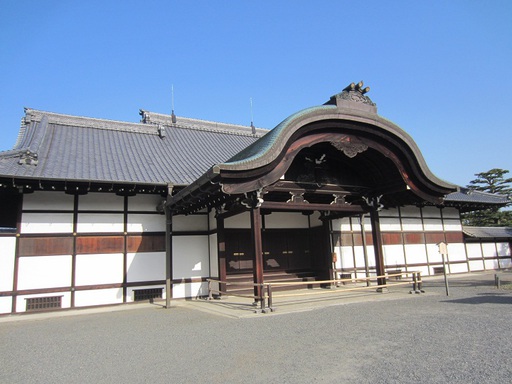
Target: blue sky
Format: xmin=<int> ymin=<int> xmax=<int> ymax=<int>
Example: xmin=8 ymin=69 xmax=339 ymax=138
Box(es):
xmin=1 ymin=1 xmax=511 ymax=187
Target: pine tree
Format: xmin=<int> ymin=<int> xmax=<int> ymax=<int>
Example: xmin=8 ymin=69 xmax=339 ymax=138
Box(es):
xmin=461 ymin=168 xmax=512 ymax=226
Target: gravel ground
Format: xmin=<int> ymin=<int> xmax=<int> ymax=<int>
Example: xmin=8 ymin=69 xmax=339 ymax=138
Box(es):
xmin=1 ymin=272 xmax=511 ymax=384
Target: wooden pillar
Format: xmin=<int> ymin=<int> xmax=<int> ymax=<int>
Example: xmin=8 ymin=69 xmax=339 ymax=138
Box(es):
xmin=369 ymin=208 xmax=387 ymax=289
xmin=250 ymin=207 xmax=264 ymax=302
xmin=216 ymin=213 xmax=227 ymax=293
xmin=165 ymin=206 xmax=173 ymax=309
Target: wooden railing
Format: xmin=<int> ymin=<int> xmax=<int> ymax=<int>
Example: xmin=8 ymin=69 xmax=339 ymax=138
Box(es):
xmin=207 ymin=271 xmax=424 ymax=313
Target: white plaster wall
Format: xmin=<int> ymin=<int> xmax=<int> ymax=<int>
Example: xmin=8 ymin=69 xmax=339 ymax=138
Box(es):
xmin=126 ymin=285 xmax=166 ymax=303
xmin=16 ymin=292 xmax=72 ymax=313
xmin=264 ymin=212 xmax=309 ymax=229
xmin=172 ymin=281 xmax=207 ymax=299
xmin=400 ymin=206 xmax=421 ymax=217
xmin=0 ymin=297 xmax=12 ymax=314
xmin=469 ymin=259 xmax=485 ymax=272
xmin=442 ymin=207 xmax=460 ymax=218
xmin=209 ymin=211 xmax=217 ymax=231
xmin=401 ymin=218 xmax=423 ymax=232
xmin=128 ymin=194 xmax=163 ymax=211
xmin=17 ymin=256 xmax=72 ymax=289
xmin=209 ymin=233 xmax=219 ymax=277
xmin=0 ymin=237 xmax=16 ymax=291
xmin=126 ymin=252 xmax=165 ymax=282
xmin=383 ymin=207 xmax=400 ymax=217
xmin=497 ymin=242 xmax=511 ymax=256
xmin=78 ymin=193 xmax=124 ymax=211
xmin=379 ymin=217 xmax=401 ymax=231
xmin=447 ymin=243 xmax=467 ymax=262
xmin=484 ymin=258 xmax=498 ymax=270
xmin=23 ymin=191 xmax=74 ymax=210
xmin=482 ymin=243 xmax=498 ymax=257
xmin=423 ymin=219 xmax=443 ymax=232
xmin=309 ymin=211 xmax=323 ymax=227
xmin=74 ymin=288 xmax=123 ymax=307
xmin=173 ymin=236 xmax=209 ymax=278
xmin=75 ymin=253 xmax=123 ymax=285
xmin=127 ymin=213 xmax=165 ymax=233
xmin=350 ymin=216 xmax=372 ymax=233
xmin=173 ymin=214 xmax=208 ymax=231
xmin=331 ymin=218 xmax=351 ymax=232
xmin=225 ymin=212 xmax=250 ymax=229
xmin=404 ymin=244 xmax=427 ymax=264
xmin=21 ymin=213 xmax=73 ymax=234
xmin=76 ymin=213 xmax=124 ymax=233
xmin=449 ymin=263 xmax=469 ymax=274
xmin=383 ymin=245 xmax=405 ymax=266
xmin=499 ymin=257 xmax=512 ymax=269
xmin=466 ymin=243 xmax=483 ymax=258
xmin=443 ymin=219 xmax=463 ymax=232
xmin=426 ymin=244 xmax=443 ymax=263
xmin=338 ymin=246 xmax=354 ymax=269
xmin=422 ymin=206 xmax=442 ymax=218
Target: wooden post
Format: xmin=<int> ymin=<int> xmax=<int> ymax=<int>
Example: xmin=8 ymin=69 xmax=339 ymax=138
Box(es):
xmin=216 ymin=213 xmax=227 ymax=294
xmin=165 ymin=185 xmax=174 ymax=309
xmin=251 ymin=207 xmax=264 ymax=303
xmin=369 ymin=208 xmax=387 ymax=290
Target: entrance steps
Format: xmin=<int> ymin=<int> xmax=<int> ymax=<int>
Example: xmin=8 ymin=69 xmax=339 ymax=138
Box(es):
xmin=225 ymin=270 xmax=321 ymax=296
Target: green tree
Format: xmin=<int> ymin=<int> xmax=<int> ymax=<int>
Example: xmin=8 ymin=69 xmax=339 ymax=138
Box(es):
xmin=461 ymin=168 xmax=512 ymax=226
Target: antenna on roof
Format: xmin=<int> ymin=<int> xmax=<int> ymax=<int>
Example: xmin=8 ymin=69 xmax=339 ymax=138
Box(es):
xmin=250 ymin=97 xmax=255 ymax=135
xmin=171 ymin=84 xmax=177 ymax=124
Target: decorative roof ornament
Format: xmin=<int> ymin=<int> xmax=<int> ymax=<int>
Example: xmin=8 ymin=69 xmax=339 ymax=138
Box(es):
xmin=330 ymin=137 xmax=369 ymax=158
xmin=325 ymin=81 xmax=377 ymax=113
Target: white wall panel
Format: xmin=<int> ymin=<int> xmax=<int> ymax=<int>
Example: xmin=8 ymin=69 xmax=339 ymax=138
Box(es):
xmin=339 ymin=246 xmax=354 ymax=268
xmin=422 ymin=206 xmax=442 ymax=218
xmin=482 ymin=243 xmax=498 ymax=257
xmin=426 ymin=244 xmax=443 ymax=263
xmin=401 ymin=218 xmax=423 ymax=232
xmin=383 ymin=245 xmax=405 ymax=266
xmin=423 ymin=219 xmax=443 ymax=232
xmin=380 ymin=217 xmax=401 ymax=231
xmin=128 ymin=194 xmax=163 ymax=211
xmin=484 ymin=258 xmax=498 ymax=270
xmin=443 ymin=219 xmax=462 ymax=232
xmin=173 ymin=236 xmax=209 ymax=278
xmin=331 ymin=218 xmax=351 ymax=232
xmin=469 ymin=260 xmax=484 ymax=272
xmin=127 ymin=214 xmax=165 ymax=233
xmin=74 ymin=288 xmax=123 ymax=307
xmin=76 ymin=213 xmax=124 ymax=233
xmin=0 ymin=237 xmax=16 ymax=291
xmin=126 ymin=252 xmax=165 ymax=282
xmin=0 ymin=297 xmax=12 ymax=314
xmin=17 ymin=256 xmax=72 ymax=290
xmin=78 ymin=193 xmax=124 ymax=211
xmin=447 ymin=243 xmax=467 ymax=262
xmin=404 ymin=244 xmax=427 ymax=264
xmin=173 ymin=215 xmax=208 ymax=231
xmin=382 ymin=208 xmax=400 ymax=217
xmin=209 ymin=233 xmax=219 ymax=276
xmin=21 ymin=213 xmax=73 ymax=234
xmin=449 ymin=263 xmax=469 ymax=274
xmin=75 ymin=253 xmax=123 ymax=285
xmin=309 ymin=211 xmax=323 ymax=227
xmin=496 ymin=242 xmax=511 ymax=256
xmin=350 ymin=217 xmax=371 ymax=233
xmin=225 ymin=212 xmax=250 ymax=229
xmin=400 ymin=206 xmax=421 ymax=217
xmin=466 ymin=243 xmax=483 ymax=259
xmin=23 ymin=191 xmax=74 ymax=210
xmin=442 ymin=207 xmax=460 ymax=218
xmin=264 ymin=212 xmax=309 ymax=229
xmin=499 ymin=257 xmax=512 ymax=269
xmin=209 ymin=211 xmax=217 ymax=231
xmin=16 ymin=292 xmax=72 ymax=313
xmin=172 ymin=282 xmax=207 ymax=299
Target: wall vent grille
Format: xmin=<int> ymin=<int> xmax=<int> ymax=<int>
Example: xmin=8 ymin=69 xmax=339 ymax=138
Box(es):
xmin=134 ymin=288 xmax=163 ymax=302
xmin=26 ymin=296 xmax=63 ymax=311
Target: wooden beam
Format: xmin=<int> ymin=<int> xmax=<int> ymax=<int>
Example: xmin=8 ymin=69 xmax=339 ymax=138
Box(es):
xmin=260 ymin=201 xmax=367 ymax=213
xmin=250 ymin=208 xmax=264 ymax=303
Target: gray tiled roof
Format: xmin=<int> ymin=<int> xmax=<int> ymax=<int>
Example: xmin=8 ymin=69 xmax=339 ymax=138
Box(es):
xmin=445 ymin=188 xmax=510 ymax=205
xmin=0 ymin=108 xmax=267 ymax=186
xmin=463 ymin=226 xmax=512 ymax=239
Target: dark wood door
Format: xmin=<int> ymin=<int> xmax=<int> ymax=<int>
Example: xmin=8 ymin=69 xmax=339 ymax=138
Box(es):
xmin=225 ymin=230 xmax=253 ymax=273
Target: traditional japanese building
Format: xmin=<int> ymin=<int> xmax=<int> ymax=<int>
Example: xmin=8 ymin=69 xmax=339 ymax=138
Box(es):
xmin=0 ymin=82 xmax=510 ymax=314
